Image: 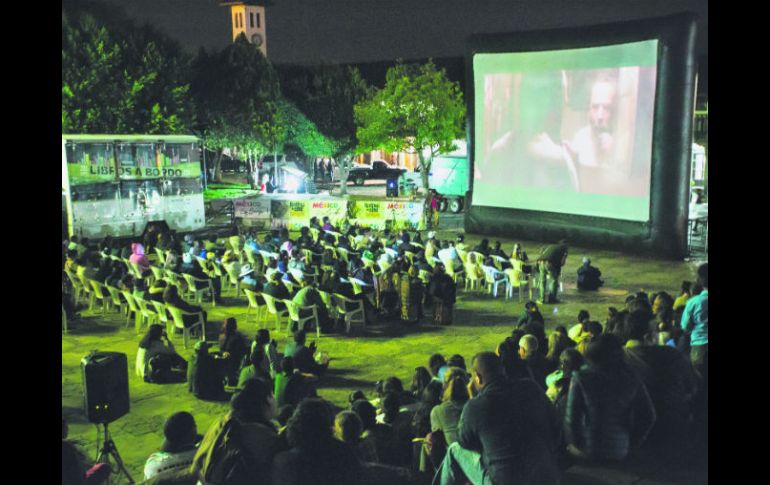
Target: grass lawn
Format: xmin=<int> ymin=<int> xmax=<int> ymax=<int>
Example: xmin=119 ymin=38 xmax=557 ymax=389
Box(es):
xmin=62 ymin=230 xmax=701 ymax=483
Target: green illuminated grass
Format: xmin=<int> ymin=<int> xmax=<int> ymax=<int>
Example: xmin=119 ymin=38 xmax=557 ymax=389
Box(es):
xmin=62 ymin=230 xmax=701 ymax=482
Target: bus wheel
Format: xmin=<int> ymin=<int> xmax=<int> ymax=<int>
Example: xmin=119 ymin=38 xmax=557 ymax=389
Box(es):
xmin=438 ymin=199 xmax=448 ymax=212
xmin=449 ymin=198 xmax=463 ymax=213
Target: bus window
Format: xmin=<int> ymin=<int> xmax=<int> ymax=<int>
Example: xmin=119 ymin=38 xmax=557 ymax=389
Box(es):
xmin=162 ymin=143 xmax=199 ymax=166
xmin=163 ymin=178 xmax=202 ymax=196
xmin=65 ymin=143 xmax=113 ymax=167
xmin=120 ymin=179 xmax=163 ymax=210
xmin=117 ymin=143 xmax=156 ymax=168
xmin=70 ymin=182 xmax=118 ymax=202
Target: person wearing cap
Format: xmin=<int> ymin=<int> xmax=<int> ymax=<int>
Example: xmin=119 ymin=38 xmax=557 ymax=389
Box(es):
xmin=144 ymin=412 xmax=202 ymax=479
xmin=577 ymin=256 xmax=604 ymax=291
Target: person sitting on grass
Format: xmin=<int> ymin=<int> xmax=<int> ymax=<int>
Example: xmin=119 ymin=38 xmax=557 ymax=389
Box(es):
xmin=576 ymin=321 xmax=604 ymax=355
xmin=137 ymin=324 xmax=187 ymax=384
xmin=192 ymin=378 xmax=280 ymax=485
xmin=143 ymin=411 xmax=202 ymax=480
xmin=334 ymin=410 xmax=379 ymax=463
xmin=188 ymin=341 xmax=227 ymax=401
xmin=238 ymin=346 xmax=272 ymax=389
xmin=428 ymin=264 xmax=457 ymax=325
xmin=576 ymin=257 xmax=604 ymax=291
xmin=272 ymin=398 xmax=364 ymax=485
xmin=568 ymin=310 xmax=592 ymax=342
xmin=564 ymin=334 xmax=656 ymax=462
xmin=282 ymin=330 xmax=330 ymax=377
xmin=218 ymin=317 xmax=249 ymax=386
xmin=519 ymin=334 xmax=550 ymax=390
xmin=545 ymin=327 xmax=577 ymax=373
xmin=274 ymin=356 xmax=318 ymax=408
xmin=252 ymin=329 xmax=281 ymax=378
xmin=434 ymin=352 xmax=560 ymax=485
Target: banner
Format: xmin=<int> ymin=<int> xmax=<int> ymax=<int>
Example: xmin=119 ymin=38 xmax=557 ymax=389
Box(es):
xmin=235 ymin=196 xmax=424 ymax=231
xmin=234 ymin=197 xmax=271 ymax=220
xmin=68 ymin=162 xmax=201 ymax=185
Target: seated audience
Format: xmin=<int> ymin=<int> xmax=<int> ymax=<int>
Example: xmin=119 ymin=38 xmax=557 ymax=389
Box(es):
xmin=334 ymin=410 xmax=379 ymax=463
xmin=136 ymin=324 xmax=187 ymax=383
xmin=519 ymin=334 xmax=550 ymax=390
xmin=565 ymin=334 xmax=656 ymax=461
xmin=576 ymin=257 xmax=604 ymax=291
xmin=143 ymin=412 xmax=202 ymax=480
xmin=188 ymin=341 xmax=227 ymax=401
xmin=218 ymin=317 xmax=249 ymax=386
xmin=272 ymin=398 xmax=364 ymax=485
xmin=192 ymin=378 xmax=280 ymax=485
xmin=435 ymin=352 xmax=560 ymax=485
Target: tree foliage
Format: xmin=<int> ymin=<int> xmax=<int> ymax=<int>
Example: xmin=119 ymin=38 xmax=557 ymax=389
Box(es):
xmin=61 ymin=9 xmax=194 ymax=134
xmin=280 ymin=64 xmax=371 ymax=194
xmin=190 ymin=34 xmax=282 ymax=182
xmin=354 ymin=61 xmax=466 ymax=188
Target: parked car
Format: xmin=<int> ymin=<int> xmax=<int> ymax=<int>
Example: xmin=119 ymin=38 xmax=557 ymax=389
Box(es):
xmin=348 ymin=160 xmax=406 ymax=186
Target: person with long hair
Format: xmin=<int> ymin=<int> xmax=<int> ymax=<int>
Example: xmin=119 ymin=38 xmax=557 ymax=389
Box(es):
xmin=430 ymin=367 xmax=470 ymax=463
xmin=136 ymin=324 xmax=187 ymax=383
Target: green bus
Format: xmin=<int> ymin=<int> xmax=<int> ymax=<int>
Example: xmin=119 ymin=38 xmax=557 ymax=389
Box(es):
xmin=62 ymin=134 xmax=205 ymax=239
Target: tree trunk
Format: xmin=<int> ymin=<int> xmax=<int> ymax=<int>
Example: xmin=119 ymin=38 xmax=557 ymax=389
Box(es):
xmin=338 ymin=155 xmax=350 ymax=196
xmin=273 ymin=152 xmax=279 ymax=188
xmin=418 ymin=151 xmax=431 ymax=190
xmin=213 ymin=149 xmax=224 ymax=183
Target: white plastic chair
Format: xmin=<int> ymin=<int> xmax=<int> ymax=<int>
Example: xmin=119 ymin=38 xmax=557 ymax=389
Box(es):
xmin=482 ymin=265 xmax=511 ymax=299
xmin=166 ymin=305 xmax=205 ymax=349
xmin=120 ymin=290 xmax=143 ymax=331
xmin=150 ymin=300 xmax=171 ymax=336
xmin=243 ymin=288 xmax=268 ymax=324
xmin=182 ymin=273 xmax=216 ymax=306
xmin=262 ymin=294 xmax=290 ymax=332
xmin=333 ymin=293 xmax=366 ymax=333
xmin=134 ymin=295 xmax=159 ymax=332
xmin=284 ymin=300 xmax=320 ymax=337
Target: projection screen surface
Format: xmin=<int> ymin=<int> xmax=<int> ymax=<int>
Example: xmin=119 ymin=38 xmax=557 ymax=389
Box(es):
xmin=473 ymin=40 xmax=658 ymax=221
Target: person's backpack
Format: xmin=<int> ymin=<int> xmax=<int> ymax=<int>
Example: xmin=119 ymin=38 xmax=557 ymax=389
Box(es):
xmin=196 ymin=417 xmax=254 ymax=485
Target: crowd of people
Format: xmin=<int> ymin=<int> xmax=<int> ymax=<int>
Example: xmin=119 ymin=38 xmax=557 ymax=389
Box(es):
xmin=62 ymin=224 xmax=707 ymax=485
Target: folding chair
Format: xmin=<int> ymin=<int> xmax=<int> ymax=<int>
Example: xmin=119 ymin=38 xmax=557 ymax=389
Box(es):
xmin=182 ymin=273 xmax=216 ymax=306
xmin=482 ymin=265 xmax=511 ymax=299
xmin=166 ymin=305 xmax=206 ymax=349
xmin=284 ymin=300 xmax=320 ymax=338
xmin=120 ymin=291 xmax=142 ymax=331
xmin=333 ymin=293 xmax=366 ymax=333
xmin=243 ymin=288 xmax=268 ymax=324
xmin=262 ymin=294 xmax=290 ymax=332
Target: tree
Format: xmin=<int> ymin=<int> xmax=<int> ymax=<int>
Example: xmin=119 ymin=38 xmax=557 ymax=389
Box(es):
xmin=277 ymin=98 xmax=336 ymax=172
xmin=354 ymin=61 xmax=466 ymax=190
xmin=191 ymin=34 xmax=282 ymax=183
xmin=61 ymin=8 xmax=195 ymax=134
xmin=280 ymin=64 xmax=371 ymax=195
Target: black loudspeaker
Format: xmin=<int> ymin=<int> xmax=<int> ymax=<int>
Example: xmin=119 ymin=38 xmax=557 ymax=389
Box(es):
xmin=386 ymin=178 xmax=399 ymax=197
xmin=81 ymin=351 xmax=130 ymax=424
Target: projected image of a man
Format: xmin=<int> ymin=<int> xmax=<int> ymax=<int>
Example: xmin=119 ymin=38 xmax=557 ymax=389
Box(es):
xmin=566 ymin=78 xmax=617 ymax=168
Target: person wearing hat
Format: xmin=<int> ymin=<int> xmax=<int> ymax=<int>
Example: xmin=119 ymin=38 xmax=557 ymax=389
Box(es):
xmin=143 ymin=411 xmax=202 ymax=480
xmin=239 ymin=264 xmax=265 ymax=302
xmin=577 ymin=256 xmax=604 ymax=291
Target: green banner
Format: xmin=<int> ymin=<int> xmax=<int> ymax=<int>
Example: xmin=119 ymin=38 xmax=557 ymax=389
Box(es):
xmin=67 ymin=162 xmax=201 ymax=185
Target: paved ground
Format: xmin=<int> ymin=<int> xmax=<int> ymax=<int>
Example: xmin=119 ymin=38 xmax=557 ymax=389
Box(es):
xmin=62 ymin=230 xmax=706 ymax=484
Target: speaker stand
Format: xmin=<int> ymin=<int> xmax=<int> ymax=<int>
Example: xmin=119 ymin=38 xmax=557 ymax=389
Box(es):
xmin=96 ymin=423 xmax=134 ymax=484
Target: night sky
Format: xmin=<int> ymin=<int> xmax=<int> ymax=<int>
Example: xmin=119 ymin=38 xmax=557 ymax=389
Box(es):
xmin=86 ymin=0 xmax=707 ymax=64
